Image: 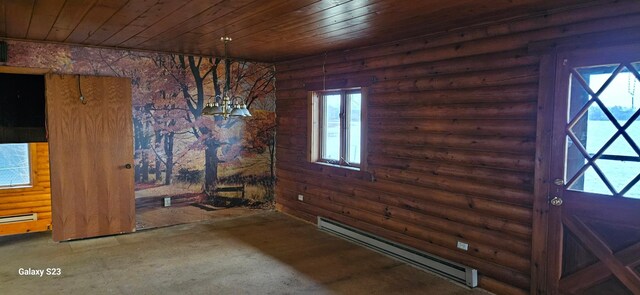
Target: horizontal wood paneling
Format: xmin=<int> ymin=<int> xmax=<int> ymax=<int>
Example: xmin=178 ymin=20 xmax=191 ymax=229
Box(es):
xmin=274 ymin=2 xmax=640 ymax=294
xmin=0 ymin=0 xmax=616 ymax=61
xmin=0 ymin=143 xmax=52 ymax=235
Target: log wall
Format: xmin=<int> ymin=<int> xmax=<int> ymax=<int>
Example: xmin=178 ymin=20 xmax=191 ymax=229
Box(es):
xmin=274 ymin=1 xmax=640 ymax=294
xmin=0 ymin=143 xmax=52 ymax=235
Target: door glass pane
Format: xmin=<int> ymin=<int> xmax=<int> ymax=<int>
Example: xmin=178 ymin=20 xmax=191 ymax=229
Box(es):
xmin=0 ymin=143 xmax=31 ymax=187
xmin=322 ymin=94 xmax=341 ymax=161
xmin=630 ymin=115 xmax=640 ymax=156
xmin=584 ymin=105 xmax=619 ymax=155
xmin=575 ymin=64 xmax=619 ymax=94
xmin=565 ymin=136 xmax=587 ymax=185
xmin=594 ymin=159 xmax=640 ymax=193
xmin=567 ymin=62 xmax=640 ymax=198
xmin=347 ymin=92 xmax=361 ymax=164
xmin=569 ymin=166 xmax=613 ymax=195
xmin=602 ymin=135 xmax=638 ymax=157
xmin=597 ymin=66 xmax=640 ymax=125
xmin=625 ymin=180 xmax=640 ymax=199
xmin=568 ymin=75 xmax=593 ymax=121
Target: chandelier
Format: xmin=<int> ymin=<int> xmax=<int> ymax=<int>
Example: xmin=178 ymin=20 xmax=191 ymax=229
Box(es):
xmin=202 ymin=37 xmax=251 ymax=119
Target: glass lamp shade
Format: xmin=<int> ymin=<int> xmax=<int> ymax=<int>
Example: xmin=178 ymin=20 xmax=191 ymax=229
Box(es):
xmin=202 ymin=103 xmax=215 ymax=115
xmin=240 ymin=104 xmax=251 ymax=117
xmin=229 ymin=106 xmax=244 ymax=117
xmin=211 ymin=102 xmax=224 ymax=115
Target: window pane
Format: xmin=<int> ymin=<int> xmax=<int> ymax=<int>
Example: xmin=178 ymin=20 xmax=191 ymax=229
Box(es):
xmin=0 ymin=143 xmax=31 ymax=187
xmin=566 ymin=64 xmax=640 ymax=198
xmin=348 ymin=92 xmax=361 ymax=164
xmin=322 ymin=94 xmax=341 ymax=161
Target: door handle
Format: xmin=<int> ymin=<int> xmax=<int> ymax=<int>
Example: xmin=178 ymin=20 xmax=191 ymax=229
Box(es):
xmin=124 ymin=164 xmax=132 ymax=169
xmin=550 ymin=196 xmax=563 ymax=206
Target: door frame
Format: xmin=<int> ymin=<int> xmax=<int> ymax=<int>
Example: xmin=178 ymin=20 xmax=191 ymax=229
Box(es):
xmin=531 ymin=49 xmax=557 ymax=295
xmin=0 ymin=66 xmax=52 ymax=236
xmin=530 ymin=40 xmax=640 ymax=294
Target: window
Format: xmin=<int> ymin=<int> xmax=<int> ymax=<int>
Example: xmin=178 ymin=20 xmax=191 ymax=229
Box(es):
xmin=309 ymin=88 xmax=366 ymax=169
xmin=564 ymin=62 xmax=640 ymax=198
xmin=0 ymin=143 xmax=32 ymax=188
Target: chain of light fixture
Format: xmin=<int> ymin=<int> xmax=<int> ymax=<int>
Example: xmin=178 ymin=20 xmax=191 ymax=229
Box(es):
xmin=202 ymin=37 xmax=251 ymax=119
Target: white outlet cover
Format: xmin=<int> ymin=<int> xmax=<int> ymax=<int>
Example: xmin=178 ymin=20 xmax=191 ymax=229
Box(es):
xmin=456 ymin=241 xmax=469 ymax=251
xmin=297 ymin=194 xmax=304 ymax=201
xmin=164 ymin=197 xmax=171 ymax=207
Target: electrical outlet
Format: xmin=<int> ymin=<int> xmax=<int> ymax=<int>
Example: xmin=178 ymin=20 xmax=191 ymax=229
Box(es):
xmin=297 ymin=194 xmax=304 ymax=201
xmin=456 ymin=241 xmax=469 ymax=251
xmin=163 ymin=197 xmax=171 ymax=207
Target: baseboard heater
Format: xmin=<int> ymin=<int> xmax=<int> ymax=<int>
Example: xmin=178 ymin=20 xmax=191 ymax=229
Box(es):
xmin=317 ymin=217 xmax=478 ymax=288
xmin=0 ymin=213 xmax=38 ymax=224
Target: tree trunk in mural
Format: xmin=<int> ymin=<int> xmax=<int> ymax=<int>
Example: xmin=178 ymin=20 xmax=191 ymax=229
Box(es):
xmin=164 ymin=131 xmax=174 ymax=185
xmin=133 ymin=116 xmax=143 ymax=182
xmin=154 ymin=130 xmax=163 ymax=183
xmin=269 ymin=130 xmax=276 ymax=191
xmin=133 ymin=112 xmax=151 ymax=183
xmin=204 ymin=139 xmax=220 ymax=194
xmin=140 ymin=152 xmax=149 ymax=183
xmin=140 ymin=121 xmax=151 ymax=183
xmin=265 ymin=125 xmax=276 ymax=201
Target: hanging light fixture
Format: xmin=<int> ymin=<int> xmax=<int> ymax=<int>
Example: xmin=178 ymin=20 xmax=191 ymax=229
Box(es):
xmin=202 ymin=37 xmax=251 ymax=119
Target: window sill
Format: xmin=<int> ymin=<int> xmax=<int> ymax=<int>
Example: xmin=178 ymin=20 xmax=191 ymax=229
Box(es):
xmin=0 ymin=184 xmax=34 ymax=191
xmin=311 ymin=161 xmax=375 ymax=182
xmin=314 ymin=161 xmax=360 ymax=171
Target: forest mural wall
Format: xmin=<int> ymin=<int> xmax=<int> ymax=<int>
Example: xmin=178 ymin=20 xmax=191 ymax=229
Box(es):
xmin=5 ymin=40 xmax=276 ymax=228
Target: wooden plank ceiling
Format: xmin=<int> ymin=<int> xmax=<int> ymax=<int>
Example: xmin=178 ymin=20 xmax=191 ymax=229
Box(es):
xmin=0 ymin=0 xmax=594 ymax=62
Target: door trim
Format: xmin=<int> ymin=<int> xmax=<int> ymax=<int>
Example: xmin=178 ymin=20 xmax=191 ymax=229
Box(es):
xmin=0 ymin=65 xmax=50 ymax=75
xmin=531 ymin=51 xmax=558 ymax=295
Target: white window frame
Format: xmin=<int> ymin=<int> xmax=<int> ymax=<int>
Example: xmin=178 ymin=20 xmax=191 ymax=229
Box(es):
xmin=308 ymin=88 xmax=367 ymax=170
xmin=0 ymin=143 xmax=33 ymax=189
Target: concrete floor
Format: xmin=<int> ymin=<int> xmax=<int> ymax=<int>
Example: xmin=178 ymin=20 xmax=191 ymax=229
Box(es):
xmin=136 ymin=204 xmax=258 ymax=230
xmin=0 ymin=210 xmax=489 ymax=295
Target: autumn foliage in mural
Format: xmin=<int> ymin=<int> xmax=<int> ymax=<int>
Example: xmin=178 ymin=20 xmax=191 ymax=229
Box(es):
xmin=7 ymin=41 xmax=277 ymax=211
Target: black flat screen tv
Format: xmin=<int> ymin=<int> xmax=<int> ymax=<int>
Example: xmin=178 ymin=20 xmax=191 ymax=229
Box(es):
xmin=0 ymin=73 xmax=46 ymax=143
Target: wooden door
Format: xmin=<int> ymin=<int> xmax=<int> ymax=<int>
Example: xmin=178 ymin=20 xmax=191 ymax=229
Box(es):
xmin=46 ymin=74 xmax=135 ymax=242
xmin=547 ymin=44 xmax=640 ymax=294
